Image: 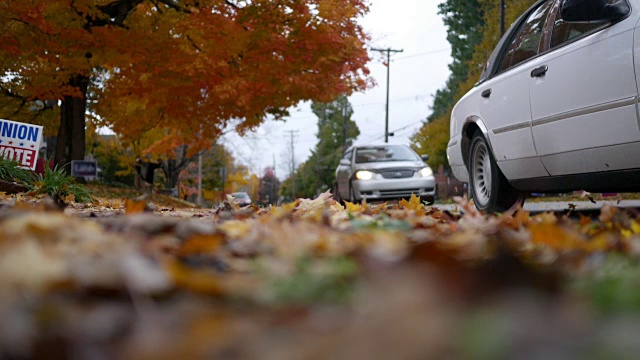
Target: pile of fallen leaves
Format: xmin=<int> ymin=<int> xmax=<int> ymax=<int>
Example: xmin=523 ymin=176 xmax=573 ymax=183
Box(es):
xmin=2 ymin=191 xmax=640 ymax=358
xmin=85 ymin=184 xmax=197 ymax=209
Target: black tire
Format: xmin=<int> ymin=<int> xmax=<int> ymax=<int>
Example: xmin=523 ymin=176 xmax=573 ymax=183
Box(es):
xmin=420 ymin=195 xmax=435 ymax=205
xmin=349 ymin=184 xmax=357 ymax=203
xmin=333 ymin=183 xmax=342 ymax=203
xmin=468 ymin=131 xmax=523 ymax=213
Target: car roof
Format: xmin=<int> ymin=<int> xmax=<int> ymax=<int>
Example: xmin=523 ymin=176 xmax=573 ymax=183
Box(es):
xmin=350 ymin=144 xmax=409 ymax=150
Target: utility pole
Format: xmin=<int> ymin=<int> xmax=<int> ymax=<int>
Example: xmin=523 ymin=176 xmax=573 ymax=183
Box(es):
xmin=500 ymin=0 xmax=505 ymax=36
xmin=372 ymin=47 xmax=403 ymax=143
xmin=272 ymin=153 xmax=276 ymax=205
xmin=342 ymin=100 xmax=348 ymax=151
xmin=197 ymin=152 xmax=202 ymax=205
xmin=285 ymin=130 xmax=299 ymax=199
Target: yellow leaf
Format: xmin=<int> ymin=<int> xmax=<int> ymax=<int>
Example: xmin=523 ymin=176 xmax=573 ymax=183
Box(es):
xmin=268 ymin=201 xmax=297 ymax=219
xmin=166 ymin=260 xmax=221 ymax=296
xmin=530 ymin=223 xmax=611 ymax=252
xmin=179 ymin=234 xmax=224 ymax=255
xmin=398 ymin=194 xmax=424 ymax=214
xmin=344 ymin=201 xmax=363 ymax=213
xmin=218 ymin=220 xmax=252 ymax=239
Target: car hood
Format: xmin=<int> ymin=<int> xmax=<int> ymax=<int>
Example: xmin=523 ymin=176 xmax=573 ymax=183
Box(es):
xmin=353 ymin=161 xmax=427 ymax=171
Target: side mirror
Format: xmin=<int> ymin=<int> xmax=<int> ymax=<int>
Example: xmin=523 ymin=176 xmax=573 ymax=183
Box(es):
xmin=420 ymin=154 xmax=429 ymax=162
xmin=339 ymin=159 xmax=351 ymax=166
xmin=561 ymin=0 xmax=629 ymax=22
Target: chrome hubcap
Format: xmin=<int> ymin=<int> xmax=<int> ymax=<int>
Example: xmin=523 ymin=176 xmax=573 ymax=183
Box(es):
xmin=472 ymin=141 xmax=491 ymax=206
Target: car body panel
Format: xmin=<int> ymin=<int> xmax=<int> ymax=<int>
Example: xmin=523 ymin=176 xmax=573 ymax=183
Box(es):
xmin=530 ymin=10 xmax=640 ymax=174
xmin=481 ymin=65 xmax=549 ymax=179
xmin=448 ymin=0 xmax=640 ymax=193
xmin=447 ymin=133 xmax=467 ymax=182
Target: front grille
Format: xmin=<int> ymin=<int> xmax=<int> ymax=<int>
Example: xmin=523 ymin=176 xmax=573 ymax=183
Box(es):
xmin=379 ymin=170 xmax=415 ymax=179
xmin=379 ymin=188 xmax=422 ymax=197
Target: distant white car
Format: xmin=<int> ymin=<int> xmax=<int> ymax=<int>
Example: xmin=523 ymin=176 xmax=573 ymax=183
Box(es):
xmin=230 ymin=192 xmax=252 ymax=206
xmin=447 ymin=0 xmax=638 ymax=212
xmin=335 ymin=144 xmax=436 ymax=203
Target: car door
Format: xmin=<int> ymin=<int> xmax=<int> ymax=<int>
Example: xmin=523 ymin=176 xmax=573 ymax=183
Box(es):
xmin=529 ymin=0 xmax=640 ymax=175
xmin=478 ymin=0 xmax=553 ymax=180
xmin=335 ymin=148 xmax=353 ymax=199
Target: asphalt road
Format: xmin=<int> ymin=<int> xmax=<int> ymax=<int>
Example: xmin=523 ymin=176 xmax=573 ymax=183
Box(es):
xmin=435 ymin=200 xmax=640 ymax=214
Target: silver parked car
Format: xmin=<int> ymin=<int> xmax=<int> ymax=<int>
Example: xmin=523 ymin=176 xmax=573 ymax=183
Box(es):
xmin=448 ymin=0 xmax=639 ymax=212
xmin=335 ymin=144 xmax=436 ymax=203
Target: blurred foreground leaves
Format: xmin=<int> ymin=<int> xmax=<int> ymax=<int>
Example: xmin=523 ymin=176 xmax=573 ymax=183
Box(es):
xmin=2 ymin=192 xmax=640 ymax=358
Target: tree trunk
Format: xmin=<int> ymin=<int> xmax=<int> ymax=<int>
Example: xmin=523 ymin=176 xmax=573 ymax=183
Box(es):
xmin=162 ymin=158 xmax=182 ymax=189
xmin=160 ymin=145 xmax=199 ymax=190
xmin=55 ymin=75 xmax=89 ymax=171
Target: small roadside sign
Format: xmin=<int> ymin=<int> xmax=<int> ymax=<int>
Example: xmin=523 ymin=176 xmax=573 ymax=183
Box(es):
xmin=0 ymin=118 xmax=43 ymax=170
xmin=71 ymin=160 xmax=98 ymax=178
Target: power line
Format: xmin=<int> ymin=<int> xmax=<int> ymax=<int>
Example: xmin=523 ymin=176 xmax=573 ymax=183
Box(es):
xmin=393 ymin=48 xmax=451 ymax=61
xmin=360 ymin=119 xmax=425 ymax=145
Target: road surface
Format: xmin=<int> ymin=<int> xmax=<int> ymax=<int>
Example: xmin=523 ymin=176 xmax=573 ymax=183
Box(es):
xmin=435 ymin=200 xmax=640 ymax=213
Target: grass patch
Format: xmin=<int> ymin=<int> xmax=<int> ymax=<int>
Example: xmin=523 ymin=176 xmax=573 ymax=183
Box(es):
xmin=572 ymin=254 xmax=640 ymax=313
xmin=265 ymin=256 xmax=359 ymax=305
xmin=0 ymin=157 xmax=34 ymax=186
xmin=32 ymin=165 xmax=93 ymax=203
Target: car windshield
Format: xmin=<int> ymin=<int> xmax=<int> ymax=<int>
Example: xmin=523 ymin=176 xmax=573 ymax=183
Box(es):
xmin=355 ymin=146 xmax=420 ymax=163
xmin=232 ymin=193 xmax=248 ymax=198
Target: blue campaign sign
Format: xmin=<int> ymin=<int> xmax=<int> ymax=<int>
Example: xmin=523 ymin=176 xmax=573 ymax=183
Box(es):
xmin=71 ymin=160 xmax=98 ymax=177
xmin=0 ymin=118 xmax=43 ymax=170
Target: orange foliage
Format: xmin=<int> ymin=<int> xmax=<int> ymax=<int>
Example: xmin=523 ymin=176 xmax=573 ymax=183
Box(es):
xmin=0 ymin=0 xmax=372 ymax=156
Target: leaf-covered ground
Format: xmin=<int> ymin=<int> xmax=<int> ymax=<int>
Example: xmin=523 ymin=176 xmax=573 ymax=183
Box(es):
xmin=2 ymin=192 xmax=640 ymax=359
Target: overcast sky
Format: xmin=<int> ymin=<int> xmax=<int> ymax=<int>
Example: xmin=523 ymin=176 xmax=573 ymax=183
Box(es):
xmin=223 ymin=0 xmax=452 ymax=178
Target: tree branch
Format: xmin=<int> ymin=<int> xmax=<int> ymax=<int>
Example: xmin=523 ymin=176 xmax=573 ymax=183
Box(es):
xmin=155 ymin=0 xmax=192 ymax=14
xmin=224 ymin=1 xmax=241 ymax=10
xmin=94 ymin=0 xmax=145 ymax=27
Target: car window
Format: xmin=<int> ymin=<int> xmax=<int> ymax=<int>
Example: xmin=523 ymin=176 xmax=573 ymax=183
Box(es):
xmin=342 ymin=149 xmax=353 ymax=162
xmin=355 ymin=146 xmax=420 ymax=164
xmin=497 ymin=0 xmax=553 ymax=73
xmin=550 ymin=10 xmax=606 ymax=48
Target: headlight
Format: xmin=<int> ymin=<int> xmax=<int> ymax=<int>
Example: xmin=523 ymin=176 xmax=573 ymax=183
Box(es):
xmin=418 ymin=167 xmax=433 ymax=177
xmin=355 ymin=170 xmax=375 ymax=180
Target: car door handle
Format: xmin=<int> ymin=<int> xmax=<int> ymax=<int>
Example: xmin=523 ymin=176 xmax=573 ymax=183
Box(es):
xmin=481 ymin=89 xmax=492 ymax=98
xmin=531 ymin=65 xmax=548 ymax=78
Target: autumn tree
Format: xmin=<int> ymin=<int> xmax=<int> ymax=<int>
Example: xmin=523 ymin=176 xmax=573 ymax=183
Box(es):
xmin=0 ymin=0 xmax=371 ymax=171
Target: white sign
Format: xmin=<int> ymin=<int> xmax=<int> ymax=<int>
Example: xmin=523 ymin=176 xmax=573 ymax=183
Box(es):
xmin=0 ymin=118 xmax=43 ymax=170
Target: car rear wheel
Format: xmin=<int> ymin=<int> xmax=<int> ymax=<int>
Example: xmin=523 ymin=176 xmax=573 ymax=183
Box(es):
xmin=333 ymin=183 xmax=340 ymax=201
xmin=468 ymin=132 xmax=523 ymax=213
xmin=349 ymin=184 xmax=358 ymax=203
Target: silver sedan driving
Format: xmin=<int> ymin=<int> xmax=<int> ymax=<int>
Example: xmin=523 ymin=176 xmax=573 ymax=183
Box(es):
xmin=335 ymin=144 xmax=436 ymax=203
